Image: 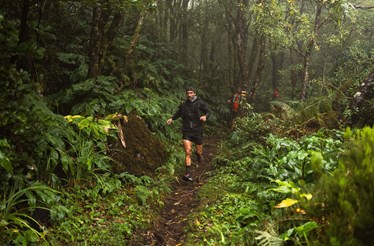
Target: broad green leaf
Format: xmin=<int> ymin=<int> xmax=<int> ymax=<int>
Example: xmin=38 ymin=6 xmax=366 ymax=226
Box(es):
xmin=0 ymin=139 xmax=10 ymax=147
xmin=295 ymin=221 xmax=318 ymax=236
xmin=280 ymin=228 xmax=294 ymax=241
xmin=0 ymin=152 xmax=12 ymax=173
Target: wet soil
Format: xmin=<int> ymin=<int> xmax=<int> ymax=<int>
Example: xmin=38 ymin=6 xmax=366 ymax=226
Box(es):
xmin=144 ymin=134 xmax=220 ymax=246
xmin=109 ymin=113 xmax=168 ymax=177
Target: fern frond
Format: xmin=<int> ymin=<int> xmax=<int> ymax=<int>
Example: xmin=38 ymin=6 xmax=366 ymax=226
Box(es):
xmin=255 ymin=229 xmax=283 ymax=246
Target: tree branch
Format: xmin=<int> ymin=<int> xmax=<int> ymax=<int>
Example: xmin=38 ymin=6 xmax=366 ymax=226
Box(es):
xmin=352 ymin=4 xmax=374 ymax=10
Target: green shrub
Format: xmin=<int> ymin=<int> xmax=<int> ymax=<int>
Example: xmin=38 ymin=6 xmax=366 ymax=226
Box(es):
xmin=310 ymin=127 xmax=374 ymax=245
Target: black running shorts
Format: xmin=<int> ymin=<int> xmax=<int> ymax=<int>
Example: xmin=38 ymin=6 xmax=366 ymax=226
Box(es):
xmin=182 ymin=130 xmax=203 ymax=145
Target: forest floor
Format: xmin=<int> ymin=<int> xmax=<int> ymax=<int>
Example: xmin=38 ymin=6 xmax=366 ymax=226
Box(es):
xmin=141 ymin=134 xmax=221 ymax=246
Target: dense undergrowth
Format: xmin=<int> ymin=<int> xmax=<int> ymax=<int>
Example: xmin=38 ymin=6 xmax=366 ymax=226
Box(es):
xmin=40 ymin=170 xmax=175 ymax=245
xmin=183 ymin=111 xmax=374 ymax=246
xmin=2 ymin=82 xmax=374 ymax=245
xmin=0 ymin=76 xmax=200 ymax=244
xmin=1 ymin=87 xmax=374 ymax=245
xmin=0 ymin=12 xmax=221 ymax=244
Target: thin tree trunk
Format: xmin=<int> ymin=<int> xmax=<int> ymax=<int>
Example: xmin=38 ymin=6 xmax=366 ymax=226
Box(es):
xmin=162 ymin=1 xmax=169 ymax=41
xmin=16 ymin=0 xmax=33 ymax=71
xmin=127 ymin=10 xmax=146 ymax=58
xmin=180 ymin=0 xmax=189 ymax=62
xmin=300 ymin=2 xmax=322 ymax=100
xmin=300 ymin=52 xmax=311 ymax=99
xmin=106 ymin=12 xmax=123 ymax=43
xmin=209 ymin=41 xmax=216 ymax=81
xmin=87 ymin=4 xmax=102 ymax=78
xmin=235 ymin=0 xmax=249 ymax=90
xmin=168 ymin=0 xmax=177 ymax=42
xmin=271 ymin=51 xmax=279 ymax=90
xmin=103 ymin=11 xmax=124 ymax=74
xmin=199 ymin=1 xmax=209 ymax=83
xmin=248 ymin=36 xmax=259 ymax=84
xmin=226 ymin=24 xmax=233 ymax=86
xmin=287 ymin=0 xmax=305 ymax=99
xmin=87 ymin=5 xmax=123 ymax=78
xmin=222 ymin=0 xmax=235 ymax=88
xmin=249 ymin=37 xmax=266 ymax=100
xmin=289 ymin=48 xmax=298 ymax=100
xmin=157 ymin=1 xmax=165 ymax=40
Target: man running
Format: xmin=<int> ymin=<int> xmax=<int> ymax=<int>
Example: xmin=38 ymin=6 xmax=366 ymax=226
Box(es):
xmin=166 ymin=87 xmax=210 ymax=182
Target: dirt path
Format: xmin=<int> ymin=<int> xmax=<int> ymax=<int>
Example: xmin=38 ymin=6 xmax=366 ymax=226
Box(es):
xmin=144 ymin=134 xmax=220 ymax=245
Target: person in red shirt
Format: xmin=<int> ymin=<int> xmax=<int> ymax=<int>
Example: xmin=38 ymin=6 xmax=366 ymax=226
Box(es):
xmin=227 ymin=88 xmax=241 ymax=128
xmin=273 ymin=87 xmax=279 ymax=100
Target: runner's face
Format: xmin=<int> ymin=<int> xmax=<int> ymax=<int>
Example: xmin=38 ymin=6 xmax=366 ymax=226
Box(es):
xmin=186 ymin=90 xmax=196 ymax=100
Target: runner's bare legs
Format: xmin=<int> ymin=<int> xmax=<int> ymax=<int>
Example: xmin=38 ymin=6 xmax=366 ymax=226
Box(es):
xmin=183 ymin=139 xmax=193 ymax=167
xmin=196 ymin=144 xmax=203 ymax=157
xmin=184 ymin=141 xmax=203 ymax=164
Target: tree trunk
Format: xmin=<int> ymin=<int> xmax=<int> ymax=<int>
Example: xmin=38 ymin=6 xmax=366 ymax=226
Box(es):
xmin=209 ymin=41 xmax=216 ymax=81
xmin=222 ymin=0 xmax=235 ymax=88
xmin=180 ymin=0 xmax=189 ymax=62
xmin=287 ymin=0 xmax=305 ymax=99
xmin=87 ymin=4 xmax=102 ymax=78
xmin=299 ymin=2 xmax=322 ymax=100
xmin=157 ymin=1 xmax=166 ymax=40
xmin=235 ymin=0 xmax=250 ymax=90
xmin=127 ymin=10 xmax=146 ymax=58
xmin=289 ymin=48 xmax=298 ymax=100
xmin=271 ymin=50 xmax=281 ymax=91
xmin=87 ymin=5 xmax=123 ymax=78
xmin=249 ymin=36 xmax=266 ymax=100
xmin=106 ymin=12 xmax=124 ymax=46
xmin=16 ymin=0 xmax=32 ymax=71
xmin=168 ymin=0 xmax=177 ymax=42
xmin=225 ymin=18 xmax=234 ymax=87
xmin=248 ymin=35 xmax=260 ymax=85
xmin=199 ymin=1 xmax=209 ymax=83
xmin=103 ymin=11 xmax=124 ymax=74
xmin=300 ymin=51 xmax=311 ymax=99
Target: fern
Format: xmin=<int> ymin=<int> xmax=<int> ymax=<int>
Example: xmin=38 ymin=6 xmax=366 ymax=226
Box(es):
xmin=255 ymin=229 xmax=283 ymax=246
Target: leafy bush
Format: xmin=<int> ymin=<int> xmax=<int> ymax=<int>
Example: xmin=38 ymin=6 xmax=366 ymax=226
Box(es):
xmin=110 ymin=88 xmax=178 ymax=138
xmin=229 ymin=113 xmax=272 ymax=150
xmin=236 ymin=130 xmax=343 ymax=183
xmin=189 ymin=124 xmax=344 ymax=245
xmin=270 ymin=97 xmax=341 ymax=136
xmin=309 ymin=127 xmax=374 ymax=245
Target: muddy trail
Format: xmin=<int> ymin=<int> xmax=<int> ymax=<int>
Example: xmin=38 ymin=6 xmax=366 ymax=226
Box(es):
xmin=143 ymin=134 xmax=221 ymax=246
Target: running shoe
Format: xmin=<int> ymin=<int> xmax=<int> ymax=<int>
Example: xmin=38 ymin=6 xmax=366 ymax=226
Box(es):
xmin=182 ymin=173 xmax=193 ymax=182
